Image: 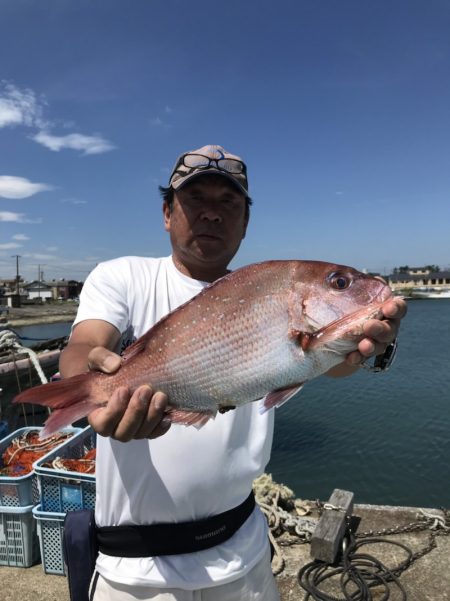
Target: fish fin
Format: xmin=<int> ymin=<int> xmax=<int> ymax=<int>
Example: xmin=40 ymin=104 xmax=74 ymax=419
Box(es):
xmin=165 ymin=407 xmax=215 ymax=429
xmin=121 ymin=338 xmax=147 ymax=361
xmin=13 ymin=374 xmax=93 ymax=410
xmin=39 ymin=401 xmax=99 ymax=439
xmin=289 ymin=328 xmax=313 ymax=351
xmin=260 ymin=384 xmax=305 ymax=414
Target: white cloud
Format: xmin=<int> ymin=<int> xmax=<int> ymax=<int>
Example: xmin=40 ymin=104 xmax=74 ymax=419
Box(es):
xmin=32 ymin=131 xmax=116 ymax=155
xmin=0 ymin=211 xmax=26 ymax=222
xmin=61 ymin=198 xmax=87 ymax=205
xmin=0 ymin=175 xmax=53 ymax=199
xmin=0 ymin=81 xmax=47 ymax=129
xmin=0 ymin=211 xmax=42 ymax=224
xmin=150 ymin=107 xmax=173 ymax=128
xmin=12 ymin=234 xmax=29 ymax=241
xmin=0 ymin=242 xmax=22 ymax=250
xmin=1 ymin=81 xmax=115 ymax=157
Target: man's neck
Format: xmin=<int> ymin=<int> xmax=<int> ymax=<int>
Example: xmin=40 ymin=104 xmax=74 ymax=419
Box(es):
xmin=171 ymin=254 xmax=230 ymax=283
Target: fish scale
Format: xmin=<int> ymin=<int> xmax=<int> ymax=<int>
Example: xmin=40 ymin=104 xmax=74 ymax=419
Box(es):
xmin=14 ymin=260 xmax=393 ymax=436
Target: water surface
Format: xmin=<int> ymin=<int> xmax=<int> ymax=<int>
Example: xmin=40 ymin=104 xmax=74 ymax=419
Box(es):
xmin=267 ymin=299 xmax=450 ymax=507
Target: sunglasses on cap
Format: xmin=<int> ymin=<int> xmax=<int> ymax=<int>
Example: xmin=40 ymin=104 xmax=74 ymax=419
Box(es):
xmin=175 ymin=153 xmax=247 ymax=176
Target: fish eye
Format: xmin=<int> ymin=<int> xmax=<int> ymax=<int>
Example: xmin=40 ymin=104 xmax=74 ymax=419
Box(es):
xmin=328 ymin=272 xmax=352 ymax=290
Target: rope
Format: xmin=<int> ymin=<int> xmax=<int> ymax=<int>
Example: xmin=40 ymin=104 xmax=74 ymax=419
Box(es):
xmin=0 ymin=329 xmax=48 ymax=385
xmin=298 ymin=535 xmax=410 ymax=600
xmin=253 ymin=474 xmax=318 ymax=575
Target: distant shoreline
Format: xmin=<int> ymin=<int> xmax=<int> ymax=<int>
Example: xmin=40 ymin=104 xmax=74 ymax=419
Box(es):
xmin=1 ymin=304 xmax=78 ymax=328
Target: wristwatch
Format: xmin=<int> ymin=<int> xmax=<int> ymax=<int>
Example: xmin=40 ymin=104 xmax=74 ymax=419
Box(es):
xmin=361 ymin=338 xmax=398 ymax=373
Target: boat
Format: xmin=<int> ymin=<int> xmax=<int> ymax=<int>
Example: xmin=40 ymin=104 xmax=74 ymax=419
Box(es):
xmin=410 ymin=287 xmax=450 ymax=299
xmin=0 ymin=327 xmax=67 ymax=431
xmin=0 ymin=326 xmax=67 ymax=377
xmin=0 ymin=348 xmax=61 ymax=377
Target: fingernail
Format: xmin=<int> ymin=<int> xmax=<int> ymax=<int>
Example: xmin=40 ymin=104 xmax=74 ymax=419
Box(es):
xmin=155 ymin=394 xmax=167 ymax=411
xmin=371 ymin=323 xmax=384 ymax=336
xmin=104 ymin=356 xmax=119 ymax=372
xmin=139 ymin=386 xmax=152 ymax=404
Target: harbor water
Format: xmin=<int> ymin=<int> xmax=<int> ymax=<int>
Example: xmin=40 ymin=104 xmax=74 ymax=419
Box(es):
xmin=268 ymin=298 xmax=450 ymax=508
xmin=4 ymin=300 xmax=450 ymax=508
xmin=11 ymin=322 xmax=72 ymax=347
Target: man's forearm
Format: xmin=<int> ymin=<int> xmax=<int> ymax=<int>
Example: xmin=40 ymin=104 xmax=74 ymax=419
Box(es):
xmin=59 ymin=343 xmax=95 ymax=378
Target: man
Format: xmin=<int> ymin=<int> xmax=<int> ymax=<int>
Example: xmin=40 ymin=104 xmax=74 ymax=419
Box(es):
xmin=60 ymin=144 xmax=406 ymax=600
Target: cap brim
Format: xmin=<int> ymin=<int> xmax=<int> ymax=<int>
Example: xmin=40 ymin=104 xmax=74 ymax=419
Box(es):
xmin=171 ymin=169 xmax=248 ymax=196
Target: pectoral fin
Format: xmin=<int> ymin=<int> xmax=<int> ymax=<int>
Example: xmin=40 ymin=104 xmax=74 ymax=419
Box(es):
xmin=260 ymin=384 xmax=305 ymax=414
xmin=289 ymin=328 xmax=313 ymax=351
xmin=165 ymin=407 xmax=216 ymax=429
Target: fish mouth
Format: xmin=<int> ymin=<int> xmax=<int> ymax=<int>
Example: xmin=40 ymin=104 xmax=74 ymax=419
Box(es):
xmin=375 ymin=284 xmax=394 ymax=303
xmin=305 ymin=295 xmax=394 ymax=350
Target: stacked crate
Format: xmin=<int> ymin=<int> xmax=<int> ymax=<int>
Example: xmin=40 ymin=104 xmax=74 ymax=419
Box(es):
xmin=33 ymin=426 xmax=96 ymax=575
xmin=0 ymin=426 xmax=79 ymax=567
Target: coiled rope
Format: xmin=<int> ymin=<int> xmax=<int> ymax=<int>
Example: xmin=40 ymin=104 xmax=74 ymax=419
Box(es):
xmin=298 ymin=535 xmax=410 ymax=600
xmin=254 ymin=473 xmax=318 ymax=575
xmin=0 ymin=329 xmax=48 ymax=385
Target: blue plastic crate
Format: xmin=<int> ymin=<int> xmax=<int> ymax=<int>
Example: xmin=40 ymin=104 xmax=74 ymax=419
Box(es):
xmin=0 ymin=503 xmax=40 ymax=567
xmin=33 ymin=426 xmax=96 ymax=512
xmin=0 ymin=427 xmax=79 ymax=507
xmin=32 ymin=504 xmax=65 ymax=575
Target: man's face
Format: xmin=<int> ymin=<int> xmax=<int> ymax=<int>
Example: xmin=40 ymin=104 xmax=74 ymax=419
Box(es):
xmin=163 ymin=175 xmax=248 ymax=280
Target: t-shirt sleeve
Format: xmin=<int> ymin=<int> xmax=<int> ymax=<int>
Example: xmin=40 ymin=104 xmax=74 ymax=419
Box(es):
xmin=73 ymin=260 xmax=130 ymax=334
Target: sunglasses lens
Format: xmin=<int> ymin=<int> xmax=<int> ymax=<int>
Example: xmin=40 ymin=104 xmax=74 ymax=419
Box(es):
xmin=183 ymin=154 xmax=211 ymax=168
xmin=217 ymin=159 xmax=244 ymax=174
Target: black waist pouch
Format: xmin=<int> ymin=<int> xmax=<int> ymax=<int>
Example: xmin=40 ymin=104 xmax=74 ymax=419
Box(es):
xmin=63 ymin=509 xmax=98 ymax=601
xmin=97 ymin=491 xmax=255 ymax=557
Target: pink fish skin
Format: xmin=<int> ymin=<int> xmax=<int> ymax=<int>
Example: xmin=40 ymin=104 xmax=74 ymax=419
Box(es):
xmin=14 ymin=260 xmax=393 ymax=437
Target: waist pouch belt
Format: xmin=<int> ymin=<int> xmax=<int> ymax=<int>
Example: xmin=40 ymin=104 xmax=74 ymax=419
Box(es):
xmin=97 ymin=491 xmax=255 ymax=557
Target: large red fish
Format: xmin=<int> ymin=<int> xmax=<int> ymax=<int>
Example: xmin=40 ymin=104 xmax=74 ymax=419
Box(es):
xmin=14 ymin=260 xmax=393 ymax=437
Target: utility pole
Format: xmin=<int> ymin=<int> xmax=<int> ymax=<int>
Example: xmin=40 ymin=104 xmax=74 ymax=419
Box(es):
xmin=37 ymin=264 xmax=46 ymax=302
xmin=11 ymin=255 xmax=21 ymax=308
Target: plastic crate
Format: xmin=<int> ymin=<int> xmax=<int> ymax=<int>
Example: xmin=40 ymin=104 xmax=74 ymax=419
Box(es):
xmin=0 ymin=503 xmax=40 ymax=567
xmin=0 ymin=427 xmax=80 ymax=507
xmin=34 ymin=426 xmax=96 ymax=512
xmin=33 ymin=504 xmax=65 ymax=575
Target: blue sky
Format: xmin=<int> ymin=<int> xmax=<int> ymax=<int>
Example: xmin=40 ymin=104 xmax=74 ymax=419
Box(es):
xmin=1 ymin=0 xmax=450 ymax=282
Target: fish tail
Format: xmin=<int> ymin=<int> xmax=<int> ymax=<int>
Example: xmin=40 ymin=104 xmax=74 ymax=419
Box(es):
xmin=13 ymin=374 xmax=98 ymax=437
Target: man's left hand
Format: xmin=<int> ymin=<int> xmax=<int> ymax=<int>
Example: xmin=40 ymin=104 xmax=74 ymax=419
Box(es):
xmin=346 ymin=298 xmax=407 ymax=367
xmin=326 ymin=297 xmax=407 ymax=377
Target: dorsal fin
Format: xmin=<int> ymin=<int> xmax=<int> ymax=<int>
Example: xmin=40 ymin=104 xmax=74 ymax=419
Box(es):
xmin=121 ymin=337 xmax=148 ymax=361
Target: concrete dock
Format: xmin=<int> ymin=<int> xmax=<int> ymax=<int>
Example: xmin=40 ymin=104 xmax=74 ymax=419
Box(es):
xmin=1 ymin=502 xmax=449 ymax=601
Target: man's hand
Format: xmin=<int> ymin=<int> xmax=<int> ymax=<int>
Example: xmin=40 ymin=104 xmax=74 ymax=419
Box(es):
xmin=327 ymin=297 xmax=407 ymax=377
xmin=347 ymin=298 xmax=407 ymax=367
xmin=86 ymin=347 xmax=171 ymax=442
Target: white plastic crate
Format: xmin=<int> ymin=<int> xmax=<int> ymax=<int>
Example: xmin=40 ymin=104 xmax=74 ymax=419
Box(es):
xmin=32 ymin=504 xmax=66 ymax=575
xmin=0 ymin=427 xmax=80 ymax=507
xmin=34 ymin=426 xmax=96 ymax=512
xmin=0 ymin=503 xmax=40 ymax=567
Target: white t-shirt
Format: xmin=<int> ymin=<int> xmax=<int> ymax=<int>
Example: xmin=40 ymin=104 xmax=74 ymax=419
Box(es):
xmin=73 ymin=255 xmax=274 ymax=589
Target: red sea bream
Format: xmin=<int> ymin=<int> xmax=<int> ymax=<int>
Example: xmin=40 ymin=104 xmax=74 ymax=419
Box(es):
xmin=14 ymin=260 xmax=393 ymax=437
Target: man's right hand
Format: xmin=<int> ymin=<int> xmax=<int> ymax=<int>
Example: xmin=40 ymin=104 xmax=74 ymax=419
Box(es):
xmin=86 ymin=346 xmax=171 ymax=442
